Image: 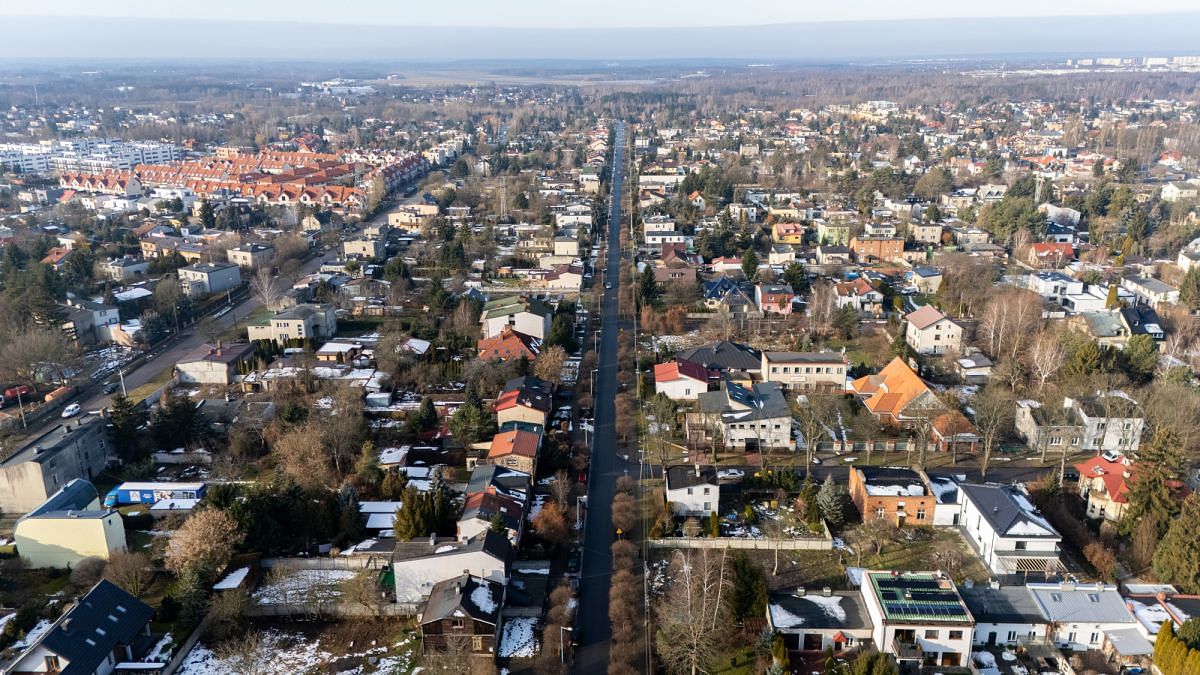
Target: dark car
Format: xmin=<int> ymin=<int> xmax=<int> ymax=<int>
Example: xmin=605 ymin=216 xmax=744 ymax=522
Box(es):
xmin=103 ymin=382 xmax=119 ymax=394
xmin=1062 ymin=467 xmax=1080 ymax=482
xmin=566 ymin=550 xmax=581 ymax=575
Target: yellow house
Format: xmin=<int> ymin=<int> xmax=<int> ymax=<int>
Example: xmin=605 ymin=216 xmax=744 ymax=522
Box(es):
xmin=772 ymin=221 xmax=806 ymax=245
xmin=14 ymin=479 xmax=127 ymax=569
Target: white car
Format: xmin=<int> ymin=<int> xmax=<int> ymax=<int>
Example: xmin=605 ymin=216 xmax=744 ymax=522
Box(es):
xmin=717 ymin=469 xmax=745 ymax=482
xmin=61 ymin=403 xmax=81 ymax=418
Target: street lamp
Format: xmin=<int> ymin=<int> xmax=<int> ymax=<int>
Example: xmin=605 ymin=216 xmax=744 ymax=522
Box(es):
xmin=559 ymin=625 xmax=574 ymax=663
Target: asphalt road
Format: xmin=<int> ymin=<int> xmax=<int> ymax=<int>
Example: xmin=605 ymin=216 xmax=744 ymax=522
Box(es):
xmin=574 ymin=122 xmax=625 ymax=675
xmin=11 ymin=254 xmax=326 ymax=443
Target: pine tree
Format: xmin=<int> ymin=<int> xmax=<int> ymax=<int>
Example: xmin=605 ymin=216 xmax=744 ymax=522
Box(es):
xmin=1154 ymin=494 xmax=1200 ymax=593
xmin=741 ymin=249 xmax=759 ymax=280
xmin=1181 ymin=267 xmax=1200 ymax=311
xmin=817 ymin=475 xmax=845 ymax=529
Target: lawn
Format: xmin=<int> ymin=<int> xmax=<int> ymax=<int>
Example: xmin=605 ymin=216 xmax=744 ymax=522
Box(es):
xmin=125 ymin=366 xmax=177 ymax=404
xmin=712 ymin=646 xmax=758 ymax=674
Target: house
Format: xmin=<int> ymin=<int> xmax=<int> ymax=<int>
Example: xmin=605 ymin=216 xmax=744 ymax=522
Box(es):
xmin=925 ymin=473 xmax=964 ymax=527
xmin=1015 ymin=394 xmax=1143 ymax=455
xmin=675 ymin=341 xmax=762 ymax=381
xmin=909 ymin=222 xmax=943 ymax=245
xmin=479 ymin=296 xmax=553 ymax=341
xmin=908 ymin=267 xmax=944 ymax=294
xmin=759 ymin=351 xmax=847 ymax=392
xmin=458 ymin=490 xmax=525 ymax=544
xmin=1026 ymin=243 xmax=1074 ymax=269
xmin=1024 ymin=271 xmax=1083 ymax=305
xmin=175 ymin=342 xmax=256 ymax=385
xmin=419 ymin=574 xmax=503 ymax=658
xmin=954 ymin=353 xmax=993 ymax=384
xmin=850 ymin=357 xmax=945 ymax=427
xmin=1027 ymin=580 xmax=1137 ymax=652
xmin=850 ymin=236 xmax=903 ymax=263
xmin=768 ymin=245 xmax=797 ymax=266
xmin=13 ymin=479 xmax=126 ymax=569
xmin=1069 ymin=311 xmax=1131 ymax=349
xmin=101 ymin=256 xmax=149 ymax=282
xmin=226 ymin=242 xmax=274 ymax=270
xmin=343 ymin=237 xmax=384 ymax=260
xmin=931 ymin=412 xmax=979 ymax=454
xmin=40 ymin=246 xmax=73 ymax=269
xmin=0 ymin=416 xmax=109 ymax=514
xmin=247 ymin=303 xmax=338 ymax=343
xmin=772 ymin=221 xmax=806 ymax=244
xmin=686 ymin=380 xmax=794 ymax=452
xmin=960 ymin=583 xmax=1048 ymax=647
xmin=816 ymin=245 xmax=852 ymax=266
xmin=177 ymin=262 xmax=241 ymax=298
xmin=653 ymin=359 xmax=711 ymax=401
xmin=768 ymin=589 xmax=872 ymax=655
xmin=834 ymin=277 xmax=885 ymax=316
xmin=664 ymin=464 xmax=719 ymax=517
xmin=1162 ymin=181 xmax=1199 ymax=203
xmin=494 ymin=386 xmax=552 ymax=428
xmin=1119 ymin=306 xmax=1165 ymax=342
xmin=477 ymin=326 xmax=542 ymax=362
xmin=905 ymin=305 xmax=963 ymax=355
xmin=392 ymin=531 xmax=511 ymax=604
xmin=957 ymin=484 xmax=1062 ymax=576
xmin=816 ymin=220 xmax=851 ymax=245
xmin=860 ymin=570 xmax=974 ymax=669
xmin=1121 ymin=276 xmax=1180 ymax=307
xmin=755 ymin=283 xmax=795 ymax=315
xmin=701 ymin=278 xmax=759 ymax=317
xmin=483 ymin=429 xmax=541 ymax=474
xmin=3 ymin=580 xmax=154 ymax=675
xmin=1074 ymin=453 xmax=1135 ymax=521
xmin=848 ymin=466 xmax=935 ymax=527
xmin=315 ymin=341 xmax=364 ymax=363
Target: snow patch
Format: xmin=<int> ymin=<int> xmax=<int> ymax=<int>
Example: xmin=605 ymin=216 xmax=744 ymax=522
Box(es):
xmin=212 ymin=567 xmax=249 ymax=590
xmin=471 ymin=584 xmax=498 ymax=614
xmin=498 ymin=617 xmax=539 ymax=658
xmin=801 ymin=594 xmax=847 ymax=623
xmin=769 ymin=603 xmax=806 ymax=628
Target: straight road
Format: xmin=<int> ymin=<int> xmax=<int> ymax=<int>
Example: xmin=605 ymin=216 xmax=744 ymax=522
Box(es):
xmin=574 ymin=122 xmax=626 ymax=674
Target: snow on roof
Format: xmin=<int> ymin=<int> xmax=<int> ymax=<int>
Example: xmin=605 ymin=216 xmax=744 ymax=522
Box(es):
xmin=212 ymin=567 xmax=250 ymax=591
xmin=769 ymin=603 xmax=807 ymax=628
xmin=801 ymin=594 xmax=847 ymax=623
xmin=864 ymin=484 xmax=925 ymax=497
xmin=150 ymin=498 xmax=198 ymax=511
xmin=471 ymin=583 xmax=498 ymax=615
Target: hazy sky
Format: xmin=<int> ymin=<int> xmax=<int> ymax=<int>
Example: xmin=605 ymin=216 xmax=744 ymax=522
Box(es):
xmin=2 ymin=0 xmax=1196 ymax=28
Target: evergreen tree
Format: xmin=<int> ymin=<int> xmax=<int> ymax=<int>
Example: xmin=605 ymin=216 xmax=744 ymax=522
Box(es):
xmin=1181 ymin=267 xmax=1200 ymax=311
xmin=741 ymin=249 xmax=759 ymax=280
xmin=817 ymin=475 xmax=846 ymax=529
xmin=1154 ymin=493 xmax=1200 ymax=593
xmin=379 ymin=469 xmax=408 ymax=501
xmin=728 ymin=551 xmax=768 ymax=622
xmin=637 ymin=265 xmax=659 ymax=308
xmin=783 ymin=262 xmax=809 ymax=294
xmin=107 ymin=394 xmax=146 ymax=462
xmin=1122 ymin=334 xmax=1158 ymax=382
xmin=489 ymin=512 xmax=508 ymax=534
xmin=1105 ymin=283 xmax=1119 ymax=309
xmin=353 ymin=440 xmax=383 ymax=492
xmin=198 ymin=200 xmax=216 ymax=229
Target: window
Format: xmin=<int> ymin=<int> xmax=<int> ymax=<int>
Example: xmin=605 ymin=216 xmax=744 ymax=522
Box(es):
xmin=949 ymin=631 xmax=963 ymax=640
xmin=924 ymin=630 xmax=939 ymax=639
xmin=1051 ymin=593 xmax=1063 ymax=602
xmin=703 ymin=502 xmax=712 ymax=511
xmin=916 ymin=509 xmax=926 ymax=520
xmin=451 ymin=619 xmax=465 ymax=630
xmin=875 ymin=507 xmax=885 ymax=518
xmin=687 ymin=488 xmax=693 ymax=495
xmin=1090 ymin=632 xmax=1100 ymax=644
xmin=1015 ymin=541 xmax=1027 ymax=551
xmin=1067 ymin=631 xmax=1076 ymax=644
xmin=1087 ymin=593 xmax=1100 ymax=603
xmin=1006 ymin=631 xmax=1016 ymax=642
xmin=703 ymin=488 xmax=710 ymax=495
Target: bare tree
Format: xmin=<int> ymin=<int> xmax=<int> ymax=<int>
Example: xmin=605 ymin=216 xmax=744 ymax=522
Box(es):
xmin=973 ymin=386 xmax=1014 ymax=480
xmin=654 ymin=549 xmax=730 ymax=675
xmin=533 ymin=345 xmax=568 ymax=384
xmin=216 ymin=630 xmax=270 ymax=675
xmin=1028 ymin=329 xmax=1066 ymax=394
xmin=550 ymin=469 xmax=573 ymax=507
xmin=341 ymin=569 xmax=381 ymax=614
xmin=793 ymin=393 xmax=839 ymax=469
xmin=270 ymin=421 xmax=335 ymax=490
xmin=250 ymin=266 xmax=285 ymax=311
xmin=104 ymin=550 xmax=153 ymax=598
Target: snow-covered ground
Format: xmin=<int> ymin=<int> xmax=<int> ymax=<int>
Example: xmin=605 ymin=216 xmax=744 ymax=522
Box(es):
xmin=146 ymin=633 xmax=174 ymax=662
xmin=252 ymin=569 xmax=358 ymax=605
xmin=498 ymin=617 xmax=539 ymax=658
xmin=176 ymin=630 xmax=418 ymax=675
xmin=212 ymin=567 xmax=250 ymax=590
xmin=10 ymin=619 xmax=53 ymax=651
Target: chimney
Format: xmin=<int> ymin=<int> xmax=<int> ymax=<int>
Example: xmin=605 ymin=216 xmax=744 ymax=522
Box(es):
xmin=216 ymin=339 xmax=222 ymax=357
xmin=694 ymin=463 xmax=701 ymax=478
xmin=796 ymin=587 xmax=806 ymax=596
xmin=429 ymin=532 xmax=437 ymax=547
xmin=823 ymin=587 xmax=832 ymax=597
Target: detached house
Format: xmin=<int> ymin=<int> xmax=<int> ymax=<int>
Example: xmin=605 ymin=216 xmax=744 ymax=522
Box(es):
xmin=1074 ymin=453 xmax=1135 ymax=521
xmin=483 ymin=429 xmax=541 ymax=474
xmin=494 ymin=386 xmax=551 ymax=428
xmin=686 ymin=380 xmax=793 ymax=451
xmin=850 ymin=357 xmax=945 ymax=428
xmin=755 ymin=283 xmax=795 ymax=315
xmin=905 ymin=305 xmax=963 ymax=355
xmin=665 ymin=464 xmax=720 ymax=517
xmin=834 ymin=277 xmax=884 ymax=317
xmin=849 ymin=466 xmax=935 ymax=527
xmin=759 ymin=351 xmax=847 ymax=392
xmin=477 ymin=326 xmax=542 ymax=362
xmin=958 ymin=484 xmax=1062 ymax=575
xmin=1027 ymin=243 xmax=1074 ymax=269
xmin=860 ymin=570 xmax=974 ymax=669
xmin=479 ymin=296 xmax=553 ymax=341
xmin=419 ymin=574 xmax=503 ymax=659
xmin=654 ymin=359 xmax=711 ymax=401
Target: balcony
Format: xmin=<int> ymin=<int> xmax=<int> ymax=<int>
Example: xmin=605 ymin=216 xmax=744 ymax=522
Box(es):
xmin=892 ymin=637 xmax=923 ymax=660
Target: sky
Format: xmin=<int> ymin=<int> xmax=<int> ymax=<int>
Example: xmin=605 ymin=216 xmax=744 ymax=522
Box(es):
xmin=2 ymin=0 xmax=1198 ymax=28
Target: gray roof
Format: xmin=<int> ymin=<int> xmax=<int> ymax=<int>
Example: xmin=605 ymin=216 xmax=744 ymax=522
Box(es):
xmin=1 ymin=416 xmax=103 ymax=467
xmin=1125 ymin=276 xmax=1177 ymax=295
xmin=677 ymin=341 xmax=761 ymax=372
xmin=421 ymin=574 xmax=502 ymax=626
xmin=665 ymin=464 xmax=718 ymax=490
xmin=961 ymin=585 xmax=1045 ymax=625
xmin=763 ymin=351 xmax=845 ymax=364
xmin=466 ymin=465 xmax=531 ymax=501
xmin=697 ymin=380 xmax=791 ymax=421
xmin=393 ymin=529 xmax=512 ymax=565
xmin=768 ymin=591 xmax=871 ymax=631
xmin=22 ymin=479 xmax=101 ymax=519
xmin=1027 ymin=582 xmax=1135 ymax=624
xmin=37 ymin=580 xmax=154 ymax=675
xmin=960 ymin=484 xmax=1059 ymax=539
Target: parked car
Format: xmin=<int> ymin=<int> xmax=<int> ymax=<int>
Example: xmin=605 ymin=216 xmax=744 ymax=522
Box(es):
xmin=717 ymin=468 xmax=745 ymax=482
xmin=566 ymin=549 xmax=581 ymax=575
xmin=103 ymin=382 xmax=119 ymax=394
xmin=61 ymin=403 xmax=81 ymax=418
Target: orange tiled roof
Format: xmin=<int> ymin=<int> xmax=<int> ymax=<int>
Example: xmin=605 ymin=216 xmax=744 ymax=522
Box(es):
xmin=851 ymin=357 xmax=934 ymax=418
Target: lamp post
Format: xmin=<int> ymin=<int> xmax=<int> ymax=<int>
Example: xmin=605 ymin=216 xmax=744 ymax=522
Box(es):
xmin=559 ymin=625 xmax=574 ymax=663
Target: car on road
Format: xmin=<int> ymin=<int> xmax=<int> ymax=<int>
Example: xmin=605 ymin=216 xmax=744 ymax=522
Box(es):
xmin=717 ymin=468 xmax=745 ymax=482
xmin=103 ymin=382 xmax=119 ymax=394
xmin=605 ymin=281 xmax=612 ymax=289
xmin=1062 ymin=467 xmax=1080 ymax=482
xmin=810 ymin=456 xmax=822 ymax=465
xmin=61 ymin=403 xmax=81 ymax=418
xmin=566 ymin=549 xmax=581 ymax=575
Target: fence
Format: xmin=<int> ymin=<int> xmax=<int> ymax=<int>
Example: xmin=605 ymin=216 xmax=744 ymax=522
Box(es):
xmin=648 ymin=536 xmax=831 ymax=551
xmin=159 ymin=609 xmax=215 ymax=675
xmin=245 ymin=601 xmax=419 ymax=619
xmin=260 ymin=555 xmax=389 ymax=571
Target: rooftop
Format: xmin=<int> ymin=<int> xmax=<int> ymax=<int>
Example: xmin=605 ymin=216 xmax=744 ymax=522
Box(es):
xmin=864 ymin=571 xmax=972 ymax=624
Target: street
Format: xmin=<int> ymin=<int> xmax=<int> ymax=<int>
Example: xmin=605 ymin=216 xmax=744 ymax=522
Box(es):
xmin=8 ymin=254 xmax=326 ymax=445
xmin=574 ymin=122 xmax=625 ymax=675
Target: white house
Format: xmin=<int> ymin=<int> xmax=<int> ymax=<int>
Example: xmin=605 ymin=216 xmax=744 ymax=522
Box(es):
xmin=392 ymin=531 xmax=510 ymax=604
xmin=654 ymin=359 xmax=710 ymax=401
xmin=1027 ymin=581 xmax=1137 ymax=652
xmin=665 ymin=464 xmax=719 ymax=517
xmin=957 ymin=484 xmax=1062 ymax=575
xmin=1121 ymin=276 xmax=1180 ymax=308
xmin=960 ymin=583 xmax=1049 ymax=648
xmin=860 ymin=570 xmax=975 ymax=670
xmin=479 ymin=296 xmax=554 ymax=341
xmin=905 ymin=305 xmax=963 ymax=355
xmin=177 ymin=262 xmax=241 ymax=298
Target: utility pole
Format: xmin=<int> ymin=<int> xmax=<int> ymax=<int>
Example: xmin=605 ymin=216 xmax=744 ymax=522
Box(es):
xmin=118 ymin=369 xmax=127 ymax=397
